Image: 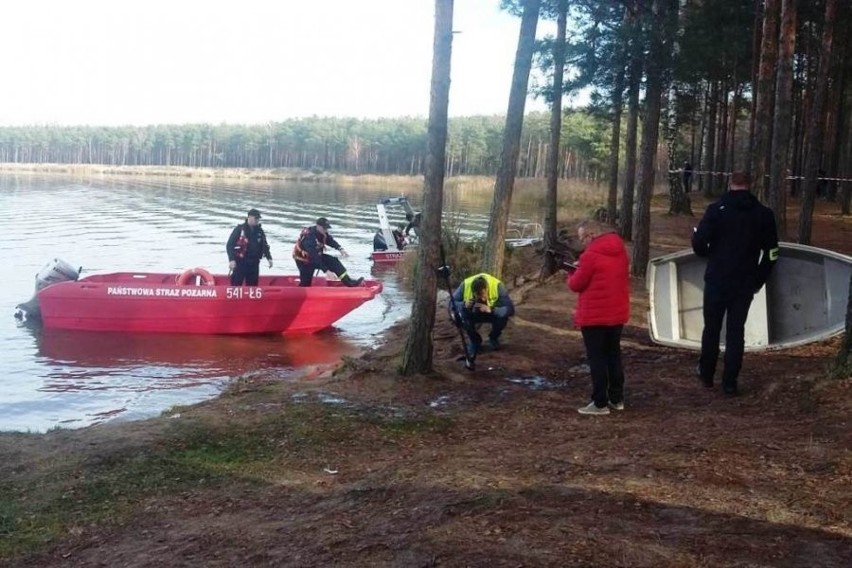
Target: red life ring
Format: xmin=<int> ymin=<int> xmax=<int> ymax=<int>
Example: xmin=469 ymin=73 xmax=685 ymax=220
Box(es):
xmin=175 ymin=267 xmax=216 ymax=286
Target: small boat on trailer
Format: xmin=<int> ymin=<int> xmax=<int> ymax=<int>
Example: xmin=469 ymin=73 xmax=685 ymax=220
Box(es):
xmin=647 ymin=243 xmax=852 ymax=351
xmin=16 ymin=259 xmax=383 ymax=335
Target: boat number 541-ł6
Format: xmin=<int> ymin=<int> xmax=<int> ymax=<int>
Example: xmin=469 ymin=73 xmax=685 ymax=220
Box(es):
xmin=226 ymin=287 xmax=263 ymax=299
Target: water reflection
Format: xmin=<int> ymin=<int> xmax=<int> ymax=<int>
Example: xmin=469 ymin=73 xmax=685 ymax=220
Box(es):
xmin=35 ymin=328 xmax=361 ymax=381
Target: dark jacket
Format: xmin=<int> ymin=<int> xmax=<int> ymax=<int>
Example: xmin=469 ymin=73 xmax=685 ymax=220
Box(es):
xmin=294 ymin=226 xmax=342 ymax=268
xmin=567 ymin=232 xmax=630 ymax=327
xmin=692 ymin=190 xmax=779 ymax=293
xmin=405 ymin=213 xmax=422 ymax=236
xmin=226 ymin=223 xmax=272 ymax=263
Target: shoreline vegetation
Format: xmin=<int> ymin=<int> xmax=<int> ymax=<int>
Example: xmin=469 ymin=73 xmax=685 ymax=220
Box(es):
xmin=0 ymin=161 xmax=623 ymax=210
xmin=0 ymin=161 xmax=420 ymax=185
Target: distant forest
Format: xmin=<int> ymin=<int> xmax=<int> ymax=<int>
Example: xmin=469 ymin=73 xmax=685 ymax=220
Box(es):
xmin=0 ymin=112 xmax=616 ymax=179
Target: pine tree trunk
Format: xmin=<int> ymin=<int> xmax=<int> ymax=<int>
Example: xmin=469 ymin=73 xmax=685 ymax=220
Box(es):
xmin=768 ymin=0 xmax=797 ymax=240
xmin=727 ymin=86 xmax=738 ymax=170
xmin=607 ymin=9 xmax=628 ymax=226
xmin=798 ymin=0 xmax=838 ymax=245
xmin=620 ymin=9 xmax=642 ymax=242
xmin=543 ymin=1 xmax=567 ymax=278
xmin=703 ymin=81 xmax=718 ymax=197
xmin=696 ymin=82 xmax=709 ymax=193
xmin=401 ymin=0 xmax=454 ymax=376
xmin=607 ymin=69 xmax=625 ymax=226
xmin=483 ymin=0 xmax=541 ymax=278
xmin=752 ymin=0 xmax=781 ymax=202
xmin=716 ymin=82 xmax=729 ymax=194
xmin=833 ymin=273 xmax=852 ymax=376
xmin=631 ymin=0 xmax=669 ymax=278
xmin=747 ymin=0 xmax=763 ymax=164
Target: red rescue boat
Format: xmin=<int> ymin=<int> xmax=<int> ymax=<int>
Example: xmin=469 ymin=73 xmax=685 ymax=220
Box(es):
xmin=19 ymin=261 xmax=382 ymax=335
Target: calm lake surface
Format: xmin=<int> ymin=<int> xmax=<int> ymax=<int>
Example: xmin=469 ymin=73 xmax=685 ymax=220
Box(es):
xmin=0 ymin=174 xmax=546 ymax=432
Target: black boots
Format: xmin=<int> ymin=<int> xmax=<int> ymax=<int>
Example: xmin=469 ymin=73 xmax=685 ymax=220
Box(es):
xmin=342 ymin=276 xmax=364 ymax=287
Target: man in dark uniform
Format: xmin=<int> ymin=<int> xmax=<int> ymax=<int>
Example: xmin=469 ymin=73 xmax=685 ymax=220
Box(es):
xmin=692 ymin=172 xmax=779 ymax=395
xmin=682 ymin=160 xmax=694 ymax=193
xmin=293 ymin=217 xmax=364 ymax=287
xmin=226 ymin=208 xmax=272 ymax=286
xmin=404 ymin=212 xmax=422 ymax=238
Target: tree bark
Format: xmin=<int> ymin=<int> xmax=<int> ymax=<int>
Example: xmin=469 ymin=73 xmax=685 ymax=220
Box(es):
xmin=543 ymin=1 xmax=567 ymax=278
xmin=607 ymin=7 xmax=629 ymax=227
xmin=798 ymin=0 xmax=838 ymax=245
xmin=631 ymin=0 xmax=670 ymax=278
xmin=401 ymin=0 xmax=454 ymax=376
xmin=703 ymin=81 xmax=718 ymax=197
xmin=715 ymin=82 xmax=729 ymax=194
xmin=768 ymin=0 xmax=796 ymax=240
xmin=620 ymin=5 xmax=642 ymax=242
xmin=747 ymin=0 xmax=763 ymax=165
xmin=483 ymin=0 xmax=541 ymax=278
xmin=751 ymin=0 xmax=781 ymax=202
xmin=607 ymin=67 xmax=625 ymax=226
xmin=833 ymin=273 xmax=852 ymax=376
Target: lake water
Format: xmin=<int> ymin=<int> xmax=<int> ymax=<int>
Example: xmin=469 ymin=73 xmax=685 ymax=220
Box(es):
xmin=0 ymin=174 xmax=546 ymax=432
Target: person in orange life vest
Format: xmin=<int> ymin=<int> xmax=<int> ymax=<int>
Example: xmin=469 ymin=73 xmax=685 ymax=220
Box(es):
xmin=567 ymin=219 xmax=630 ymax=416
xmin=293 ymin=217 xmax=364 ymax=287
xmin=226 ymin=208 xmax=272 ymax=286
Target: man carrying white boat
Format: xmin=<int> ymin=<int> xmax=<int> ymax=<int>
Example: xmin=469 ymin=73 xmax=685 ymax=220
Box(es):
xmin=692 ymin=171 xmax=780 ymax=396
xmin=293 ymin=217 xmax=364 ymax=287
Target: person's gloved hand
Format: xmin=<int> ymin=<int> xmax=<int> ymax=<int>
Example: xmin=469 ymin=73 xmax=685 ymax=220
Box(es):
xmin=229 ymin=260 xmax=236 ymax=270
xmin=268 ymin=259 xmax=274 ymax=269
xmin=339 ymin=248 xmax=349 ymax=258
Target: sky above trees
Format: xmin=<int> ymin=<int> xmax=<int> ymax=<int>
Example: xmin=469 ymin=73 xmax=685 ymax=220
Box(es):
xmin=0 ymin=0 xmax=557 ymax=126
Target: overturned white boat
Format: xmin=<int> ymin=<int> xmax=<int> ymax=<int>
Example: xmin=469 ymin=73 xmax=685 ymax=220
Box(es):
xmin=647 ymin=243 xmax=852 ymax=351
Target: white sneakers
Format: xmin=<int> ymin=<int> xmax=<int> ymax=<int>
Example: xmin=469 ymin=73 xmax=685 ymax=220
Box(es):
xmin=577 ymin=402 xmax=610 ymax=415
xmin=577 ymin=401 xmax=625 ymax=415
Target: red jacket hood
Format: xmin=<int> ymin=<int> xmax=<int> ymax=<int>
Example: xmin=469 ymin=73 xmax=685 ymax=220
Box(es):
xmin=585 ymin=232 xmax=624 ymax=257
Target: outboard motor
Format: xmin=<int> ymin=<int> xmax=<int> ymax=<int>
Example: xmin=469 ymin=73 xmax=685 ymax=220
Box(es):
xmin=14 ymin=259 xmax=81 ymax=321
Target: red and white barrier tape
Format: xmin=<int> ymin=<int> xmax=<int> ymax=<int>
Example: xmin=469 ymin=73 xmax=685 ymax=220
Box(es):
xmin=667 ymin=169 xmax=852 ymax=182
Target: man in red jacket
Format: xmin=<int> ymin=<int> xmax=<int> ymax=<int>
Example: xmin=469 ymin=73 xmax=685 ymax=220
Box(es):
xmin=567 ymin=220 xmax=631 ymax=415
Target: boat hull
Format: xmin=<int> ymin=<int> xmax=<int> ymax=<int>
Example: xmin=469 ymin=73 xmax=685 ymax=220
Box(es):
xmin=37 ymin=273 xmax=383 ymax=335
xmin=369 ymin=249 xmax=410 ymax=263
xmin=647 ymin=243 xmax=852 ymax=351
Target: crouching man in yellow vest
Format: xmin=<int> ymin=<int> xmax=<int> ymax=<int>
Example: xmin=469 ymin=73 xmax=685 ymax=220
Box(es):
xmin=450 ymin=273 xmax=515 ymax=357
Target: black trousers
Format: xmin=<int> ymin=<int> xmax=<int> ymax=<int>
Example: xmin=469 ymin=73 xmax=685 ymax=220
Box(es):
xmin=462 ymin=309 xmax=509 ymax=349
xmin=296 ymin=254 xmax=347 ymax=287
xmin=699 ymin=284 xmax=753 ymax=389
xmin=230 ymin=260 xmax=260 ymax=286
xmin=581 ymin=325 xmax=625 ymax=408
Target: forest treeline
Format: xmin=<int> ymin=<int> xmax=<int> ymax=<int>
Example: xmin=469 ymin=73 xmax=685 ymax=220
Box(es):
xmin=0 ymin=112 xmax=614 ymax=180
